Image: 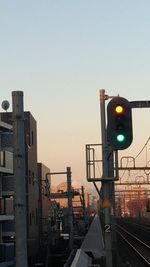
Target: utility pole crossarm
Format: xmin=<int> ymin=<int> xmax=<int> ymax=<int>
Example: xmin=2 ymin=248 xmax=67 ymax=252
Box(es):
xmin=130 ymin=100 xmax=150 ymax=108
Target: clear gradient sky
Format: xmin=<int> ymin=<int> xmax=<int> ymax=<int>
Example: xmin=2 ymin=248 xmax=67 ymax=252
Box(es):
xmin=0 ymin=1 xmax=150 ymax=191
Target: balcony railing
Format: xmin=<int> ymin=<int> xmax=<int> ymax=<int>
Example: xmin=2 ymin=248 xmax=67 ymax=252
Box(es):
xmin=0 ymin=151 xmax=13 ymax=174
xmin=0 ymin=243 xmax=15 ymax=265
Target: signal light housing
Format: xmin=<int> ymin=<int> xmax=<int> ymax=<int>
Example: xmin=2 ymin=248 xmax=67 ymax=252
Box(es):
xmin=107 ymin=97 xmax=133 ymax=150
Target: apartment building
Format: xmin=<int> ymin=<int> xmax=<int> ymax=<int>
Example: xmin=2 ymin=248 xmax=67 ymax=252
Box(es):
xmin=0 ymin=119 xmax=14 ymax=266
xmin=0 ymin=112 xmax=49 ymax=266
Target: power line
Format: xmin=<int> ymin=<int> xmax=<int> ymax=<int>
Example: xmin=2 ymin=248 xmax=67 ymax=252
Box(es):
xmin=119 ymin=137 xmax=150 ymax=180
xmin=134 ymin=136 xmax=150 ymax=160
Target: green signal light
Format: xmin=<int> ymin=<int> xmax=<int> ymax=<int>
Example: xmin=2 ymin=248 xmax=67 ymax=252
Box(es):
xmin=116 ymin=134 xmax=125 ymax=142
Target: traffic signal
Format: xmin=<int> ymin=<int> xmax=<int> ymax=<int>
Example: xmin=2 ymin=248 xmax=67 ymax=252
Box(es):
xmin=107 ymin=96 xmax=133 ymax=150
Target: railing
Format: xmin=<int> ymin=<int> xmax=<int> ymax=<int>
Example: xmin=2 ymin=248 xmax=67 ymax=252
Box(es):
xmin=0 ymin=243 xmax=15 ymax=265
xmin=0 ymin=151 xmax=13 ymax=174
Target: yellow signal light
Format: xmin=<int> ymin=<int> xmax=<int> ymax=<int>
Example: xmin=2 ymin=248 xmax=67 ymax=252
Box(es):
xmin=115 ymin=105 xmax=124 ymax=114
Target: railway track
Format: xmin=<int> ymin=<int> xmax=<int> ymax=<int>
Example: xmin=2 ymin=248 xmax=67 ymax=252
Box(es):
xmin=117 ymin=219 xmax=150 ymax=245
xmin=116 ymin=223 xmax=150 ymax=266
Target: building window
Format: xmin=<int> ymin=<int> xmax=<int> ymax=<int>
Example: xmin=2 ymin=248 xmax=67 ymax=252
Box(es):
xmin=32 ymin=131 xmax=34 ymax=145
xmin=36 ymin=208 xmax=38 ymax=225
xmin=28 ymin=170 xmax=31 ymax=184
xmin=26 ymin=133 xmax=30 ymax=147
xmin=32 ymin=211 xmax=35 ymax=224
xmin=0 ymin=198 xmax=4 ymax=214
xmin=29 ymin=213 xmax=32 ymax=225
xmin=32 ymin=172 xmax=34 ymax=185
xmin=0 ymin=151 xmax=5 ymax=167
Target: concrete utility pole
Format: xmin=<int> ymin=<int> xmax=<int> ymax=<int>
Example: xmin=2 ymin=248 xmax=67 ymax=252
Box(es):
xmin=67 ymin=167 xmax=74 ymax=250
xmin=81 ymin=186 xmax=87 ymax=229
xmin=12 ymin=91 xmax=28 ymax=267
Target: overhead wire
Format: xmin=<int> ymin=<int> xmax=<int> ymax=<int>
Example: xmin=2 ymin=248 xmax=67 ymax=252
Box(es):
xmin=134 ymin=136 xmax=150 ymax=160
xmin=119 ymin=136 xmax=150 ymax=180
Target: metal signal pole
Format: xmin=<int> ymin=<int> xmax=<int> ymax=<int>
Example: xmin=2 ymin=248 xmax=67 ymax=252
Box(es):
xmin=100 ymin=89 xmax=113 ymax=267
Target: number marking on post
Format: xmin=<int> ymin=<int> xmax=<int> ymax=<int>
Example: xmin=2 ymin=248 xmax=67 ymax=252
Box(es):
xmin=104 ymin=224 xmax=111 ymax=233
